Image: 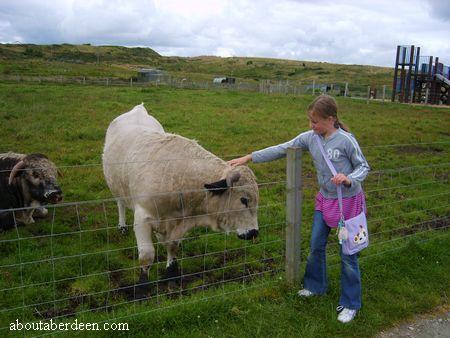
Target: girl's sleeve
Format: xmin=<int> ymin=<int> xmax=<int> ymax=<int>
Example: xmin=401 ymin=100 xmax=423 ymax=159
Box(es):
xmin=345 ymin=135 xmax=370 ymax=185
xmin=251 ymin=130 xmax=312 ymax=163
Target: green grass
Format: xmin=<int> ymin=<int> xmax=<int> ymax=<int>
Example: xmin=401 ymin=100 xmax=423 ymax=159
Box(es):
xmin=0 ymin=43 xmax=394 ymax=87
xmin=0 ymin=82 xmax=448 ymax=337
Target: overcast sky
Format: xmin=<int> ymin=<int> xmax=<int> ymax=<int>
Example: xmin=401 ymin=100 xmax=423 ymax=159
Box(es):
xmin=1 ymin=0 xmax=449 ymax=67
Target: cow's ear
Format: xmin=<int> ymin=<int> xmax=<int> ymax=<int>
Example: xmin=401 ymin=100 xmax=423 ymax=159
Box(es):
xmin=204 ymin=179 xmax=228 ymax=195
xmin=8 ymin=160 xmax=26 ymax=185
xmin=226 ymin=170 xmax=241 ymax=187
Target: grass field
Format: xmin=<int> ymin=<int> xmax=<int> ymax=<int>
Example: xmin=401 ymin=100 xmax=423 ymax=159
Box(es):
xmin=0 ymin=82 xmax=448 ymax=337
xmin=0 ymin=43 xmax=393 ymax=87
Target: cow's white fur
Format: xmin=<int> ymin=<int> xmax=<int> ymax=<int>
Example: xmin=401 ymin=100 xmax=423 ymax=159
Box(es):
xmin=102 ymin=104 xmax=259 ymax=273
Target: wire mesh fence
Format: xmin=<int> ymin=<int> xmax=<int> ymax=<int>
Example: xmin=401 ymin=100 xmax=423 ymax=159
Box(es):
xmin=0 ymin=74 xmax=393 ymax=102
xmin=0 ymin=142 xmax=449 ymax=334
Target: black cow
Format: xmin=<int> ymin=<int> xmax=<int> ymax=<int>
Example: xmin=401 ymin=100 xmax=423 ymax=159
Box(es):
xmin=0 ymin=152 xmax=63 ymax=230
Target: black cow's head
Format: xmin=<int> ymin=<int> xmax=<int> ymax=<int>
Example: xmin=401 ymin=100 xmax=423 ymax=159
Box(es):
xmin=9 ymin=153 xmax=63 ymax=204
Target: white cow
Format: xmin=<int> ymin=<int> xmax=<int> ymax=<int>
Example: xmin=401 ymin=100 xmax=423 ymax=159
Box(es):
xmin=102 ymin=104 xmax=259 ymax=296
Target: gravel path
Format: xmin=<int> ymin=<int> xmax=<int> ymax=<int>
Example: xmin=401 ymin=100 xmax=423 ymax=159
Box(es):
xmin=377 ymin=305 xmax=449 ymax=338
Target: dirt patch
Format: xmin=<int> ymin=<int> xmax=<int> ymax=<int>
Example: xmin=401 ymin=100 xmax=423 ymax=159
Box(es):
xmin=395 ymin=217 xmax=449 ymax=236
xmin=377 ymin=305 xmax=450 ymax=338
xmin=395 ymin=145 xmax=445 ymax=155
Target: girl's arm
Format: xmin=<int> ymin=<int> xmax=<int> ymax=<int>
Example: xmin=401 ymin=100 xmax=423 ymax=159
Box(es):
xmin=228 ymin=131 xmax=312 ymax=167
xmin=251 ymin=130 xmax=312 ymax=164
xmin=344 ymin=135 xmax=370 ymax=186
xmin=228 ymin=154 xmax=252 ymax=166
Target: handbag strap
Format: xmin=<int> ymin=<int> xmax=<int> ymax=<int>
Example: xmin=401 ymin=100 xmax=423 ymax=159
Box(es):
xmin=314 ymin=134 xmax=344 ymax=218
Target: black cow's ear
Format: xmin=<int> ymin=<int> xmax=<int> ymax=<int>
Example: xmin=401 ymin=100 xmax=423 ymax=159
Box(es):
xmin=204 ymin=179 xmax=228 ymax=195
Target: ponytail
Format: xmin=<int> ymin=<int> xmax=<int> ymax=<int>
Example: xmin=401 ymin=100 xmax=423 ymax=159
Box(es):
xmin=335 ymin=120 xmax=349 ymax=132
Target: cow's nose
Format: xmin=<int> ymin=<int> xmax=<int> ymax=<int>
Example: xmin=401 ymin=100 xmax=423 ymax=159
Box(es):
xmin=45 ymin=187 xmax=63 ymax=203
xmin=237 ymin=229 xmax=259 ymax=240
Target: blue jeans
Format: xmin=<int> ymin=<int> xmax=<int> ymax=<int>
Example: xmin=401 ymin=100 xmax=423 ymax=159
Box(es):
xmin=303 ymin=211 xmax=362 ymax=310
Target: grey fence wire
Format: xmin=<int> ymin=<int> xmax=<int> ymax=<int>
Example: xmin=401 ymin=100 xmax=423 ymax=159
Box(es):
xmin=0 ymin=74 xmax=392 ymax=101
xmin=0 ymin=145 xmax=448 ymax=334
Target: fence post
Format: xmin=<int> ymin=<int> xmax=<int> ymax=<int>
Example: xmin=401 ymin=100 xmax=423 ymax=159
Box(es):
xmin=382 ymin=85 xmax=386 ymax=103
xmin=286 ymin=147 xmax=302 ymax=285
xmin=312 ymin=80 xmax=315 ymax=95
xmin=130 ymin=78 xmax=133 ymax=87
xmin=344 ymin=82 xmax=348 ymax=97
xmin=367 ymin=86 xmax=371 ymax=104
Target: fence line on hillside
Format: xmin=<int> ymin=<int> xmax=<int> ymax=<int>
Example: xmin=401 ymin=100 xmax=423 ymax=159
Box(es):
xmin=0 ymin=74 xmax=393 ymax=102
xmin=0 ymin=148 xmax=448 ymax=333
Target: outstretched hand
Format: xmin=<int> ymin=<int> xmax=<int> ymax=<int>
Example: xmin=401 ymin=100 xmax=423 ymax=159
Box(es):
xmin=227 ymin=154 xmax=252 ymax=167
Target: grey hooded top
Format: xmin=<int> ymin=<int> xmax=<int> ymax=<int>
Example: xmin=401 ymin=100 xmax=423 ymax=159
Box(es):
xmin=252 ymin=129 xmax=370 ymax=198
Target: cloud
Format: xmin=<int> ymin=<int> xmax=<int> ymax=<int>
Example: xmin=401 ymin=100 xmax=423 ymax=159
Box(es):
xmin=426 ymin=0 xmax=450 ymax=21
xmin=0 ymin=0 xmax=449 ymax=66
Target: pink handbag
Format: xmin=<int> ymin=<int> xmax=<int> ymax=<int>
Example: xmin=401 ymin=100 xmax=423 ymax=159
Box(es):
xmin=315 ymin=135 xmax=369 ymax=255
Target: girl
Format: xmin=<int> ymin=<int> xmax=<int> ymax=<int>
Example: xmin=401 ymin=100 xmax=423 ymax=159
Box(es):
xmin=228 ymin=95 xmax=370 ymax=323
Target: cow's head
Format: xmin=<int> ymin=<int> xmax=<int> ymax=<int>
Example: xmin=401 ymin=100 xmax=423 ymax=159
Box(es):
xmin=204 ymin=165 xmax=259 ymax=240
xmin=9 ymin=153 xmax=63 ymax=204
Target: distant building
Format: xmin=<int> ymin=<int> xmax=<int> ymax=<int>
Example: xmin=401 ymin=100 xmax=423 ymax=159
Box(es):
xmin=138 ymin=68 xmax=166 ymax=82
xmin=213 ymin=77 xmax=236 ymax=84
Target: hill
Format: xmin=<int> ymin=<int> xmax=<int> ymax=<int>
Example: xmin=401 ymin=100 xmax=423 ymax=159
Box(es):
xmin=0 ymin=43 xmax=394 ymax=86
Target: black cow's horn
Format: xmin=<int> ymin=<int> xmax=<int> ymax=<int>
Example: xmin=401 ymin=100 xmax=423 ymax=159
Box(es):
xmin=8 ymin=160 xmax=26 ymax=185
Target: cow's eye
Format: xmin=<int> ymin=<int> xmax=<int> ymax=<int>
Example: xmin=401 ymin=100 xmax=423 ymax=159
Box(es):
xmin=240 ymin=197 xmax=249 ymax=208
xmin=32 ymin=171 xmax=39 ymax=179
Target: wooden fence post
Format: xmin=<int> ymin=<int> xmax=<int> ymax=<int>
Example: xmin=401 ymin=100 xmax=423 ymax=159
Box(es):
xmin=286 ymin=147 xmax=302 ymax=285
xmin=312 ymin=80 xmax=315 ymax=95
xmin=344 ymin=82 xmax=348 ymax=97
xmin=382 ymin=85 xmax=386 ymax=103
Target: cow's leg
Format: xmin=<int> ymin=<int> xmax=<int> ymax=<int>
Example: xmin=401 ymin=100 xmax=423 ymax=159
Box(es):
xmin=133 ymin=205 xmax=155 ymax=299
xmin=16 ymin=210 xmax=34 ymax=224
xmin=165 ymin=241 xmax=181 ymax=287
xmin=33 ymin=207 xmax=48 ymax=218
xmin=117 ymin=199 xmax=127 ymax=234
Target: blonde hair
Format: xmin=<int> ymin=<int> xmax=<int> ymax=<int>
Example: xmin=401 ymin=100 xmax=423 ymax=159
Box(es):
xmin=307 ymin=95 xmax=349 ymax=132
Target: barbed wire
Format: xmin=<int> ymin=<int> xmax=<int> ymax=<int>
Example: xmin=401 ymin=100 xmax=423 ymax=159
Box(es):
xmin=0 ymin=236 xmax=284 ymax=292
xmin=366 ymin=191 xmax=450 ymax=209
xmin=1 ymin=165 xmax=448 ymax=214
xmin=324 ymin=224 xmax=449 ymax=256
xmin=0 ymin=181 xmax=286 ymax=214
xmin=1 ymin=268 xmax=281 ymax=335
xmin=364 ymin=179 xmax=449 ymax=194
xmin=323 ymin=216 xmax=449 ymax=251
xmin=3 ymin=229 xmax=447 ymax=336
xmin=326 ymin=228 xmax=450 ymax=267
xmin=0 ymin=254 xmax=283 ymax=315
xmin=1 ymin=146 xmax=448 ymax=173
xmin=0 ymin=148 xmax=447 ymax=332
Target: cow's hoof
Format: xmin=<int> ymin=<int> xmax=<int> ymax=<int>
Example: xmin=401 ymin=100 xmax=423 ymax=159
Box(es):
xmin=134 ymin=270 xmax=150 ymax=300
xmin=134 ymin=285 xmax=149 ymax=300
xmin=33 ymin=207 xmax=48 ymax=218
xmin=165 ymin=260 xmax=181 ymax=289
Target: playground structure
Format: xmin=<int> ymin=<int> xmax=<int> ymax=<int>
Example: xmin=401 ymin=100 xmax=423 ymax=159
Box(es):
xmin=392 ymin=45 xmax=449 ymax=105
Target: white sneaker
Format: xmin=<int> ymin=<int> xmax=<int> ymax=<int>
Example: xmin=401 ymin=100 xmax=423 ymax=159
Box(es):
xmin=297 ymin=289 xmax=315 ymax=297
xmin=337 ymin=308 xmax=357 ymax=323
